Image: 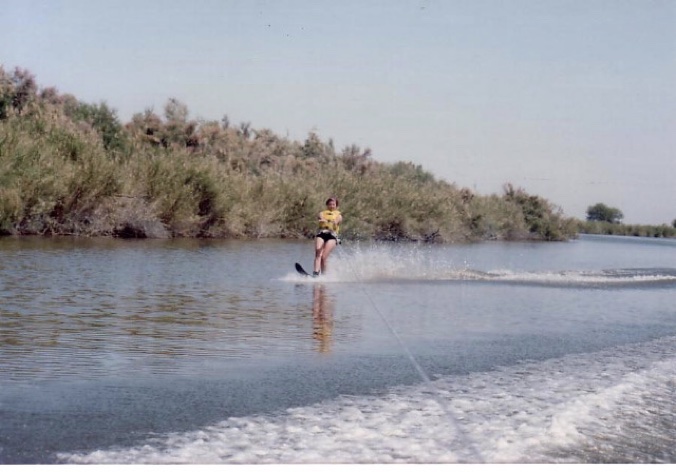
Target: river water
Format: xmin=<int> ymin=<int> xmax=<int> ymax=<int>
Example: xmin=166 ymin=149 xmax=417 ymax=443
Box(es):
xmin=1 ymin=234 xmax=675 ymax=464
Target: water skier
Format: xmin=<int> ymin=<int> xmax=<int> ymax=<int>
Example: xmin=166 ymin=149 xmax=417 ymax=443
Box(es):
xmin=312 ymin=196 xmax=342 ymax=277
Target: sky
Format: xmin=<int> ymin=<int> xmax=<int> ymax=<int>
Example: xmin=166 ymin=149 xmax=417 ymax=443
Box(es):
xmin=2 ymin=0 xmax=675 ymax=224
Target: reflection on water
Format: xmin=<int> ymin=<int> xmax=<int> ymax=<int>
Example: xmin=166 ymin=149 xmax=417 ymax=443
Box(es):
xmin=3 ymin=235 xmax=676 ymax=464
xmin=3 ymin=234 xmax=676 ymax=386
xmin=312 ymin=284 xmax=334 ymax=354
xmin=0 ymin=238 xmax=362 ymax=383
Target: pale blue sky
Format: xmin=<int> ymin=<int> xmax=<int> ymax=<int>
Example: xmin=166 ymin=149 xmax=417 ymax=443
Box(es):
xmin=3 ymin=0 xmax=675 ymax=224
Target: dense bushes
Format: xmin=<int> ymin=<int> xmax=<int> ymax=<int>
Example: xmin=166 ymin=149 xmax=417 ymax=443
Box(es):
xmin=0 ymin=66 xmax=577 ymax=241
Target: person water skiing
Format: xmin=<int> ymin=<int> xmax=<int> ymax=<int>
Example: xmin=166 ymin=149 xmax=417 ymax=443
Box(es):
xmin=313 ymin=197 xmax=342 ymax=277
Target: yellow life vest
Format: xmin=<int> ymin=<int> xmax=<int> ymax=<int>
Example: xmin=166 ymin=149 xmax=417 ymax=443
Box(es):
xmin=318 ymin=210 xmax=341 ymax=234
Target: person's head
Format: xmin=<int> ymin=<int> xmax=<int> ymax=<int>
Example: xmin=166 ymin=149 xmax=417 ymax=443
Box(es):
xmin=326 ymin=197 xmax=339 ymax=210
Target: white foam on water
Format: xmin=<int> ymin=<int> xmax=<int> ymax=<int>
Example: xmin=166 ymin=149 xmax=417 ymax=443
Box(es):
xmin=480 ymin=269 xmax=676 ymax=286
xmin=283 ymin=245 xmax=676 ymax=286
xmin=59 ymin=336 xmax=676 ymax=464
xmin=284 ymin=245 xmax=480 ymax=283
xmin=281 ymin=266 xmax=676 ymax=287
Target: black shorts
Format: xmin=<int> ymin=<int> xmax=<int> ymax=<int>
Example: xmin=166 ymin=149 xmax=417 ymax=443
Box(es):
xmin=316 ymin=230 xmax=338 ymax=242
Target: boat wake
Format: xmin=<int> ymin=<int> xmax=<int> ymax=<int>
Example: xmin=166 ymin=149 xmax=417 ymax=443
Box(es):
xmin=458 ymin=267 xmax=676 ymax=288
xmin=283 ymin=245 xmax=676 ymax=288
xmin=58 ymin=335 xmax=676 ymax=464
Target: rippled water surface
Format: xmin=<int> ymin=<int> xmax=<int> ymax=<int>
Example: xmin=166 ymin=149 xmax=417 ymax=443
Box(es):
xmin=1 ymin=235 xmax=675 ymax=463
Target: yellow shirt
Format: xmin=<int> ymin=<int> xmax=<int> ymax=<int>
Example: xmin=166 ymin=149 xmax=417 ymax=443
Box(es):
xmin=318 ymin=210 xmax=341 ymax=234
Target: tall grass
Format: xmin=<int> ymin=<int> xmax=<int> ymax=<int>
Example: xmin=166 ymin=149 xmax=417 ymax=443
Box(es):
xmin=0 ymin=66 xmax=578 ymax=242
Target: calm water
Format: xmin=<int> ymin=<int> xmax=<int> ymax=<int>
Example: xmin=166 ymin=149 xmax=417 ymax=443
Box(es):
xmin=1 ymin=234 xmax=675 ymax=464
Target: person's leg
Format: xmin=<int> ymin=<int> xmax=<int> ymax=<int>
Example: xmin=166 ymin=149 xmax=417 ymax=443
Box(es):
xmin=320 ymin=239 xmax=337 ymax=273
xmin=313 ymin=237 xmax=325 ymax=274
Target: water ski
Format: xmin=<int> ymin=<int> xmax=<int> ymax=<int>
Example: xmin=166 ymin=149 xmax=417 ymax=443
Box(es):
xmin=295 ymin=262 xmax=311 ymax=277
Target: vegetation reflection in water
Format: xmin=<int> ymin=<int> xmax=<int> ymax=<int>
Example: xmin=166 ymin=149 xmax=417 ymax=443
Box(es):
xmin=0 ymin=239 xmax=367 ymax=383
xmin=1 ymin=294 xmax=338 ymax=379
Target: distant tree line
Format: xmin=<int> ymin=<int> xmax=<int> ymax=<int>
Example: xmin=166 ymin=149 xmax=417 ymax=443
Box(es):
xmin=578 ymin=202 xmax=676 ymax=238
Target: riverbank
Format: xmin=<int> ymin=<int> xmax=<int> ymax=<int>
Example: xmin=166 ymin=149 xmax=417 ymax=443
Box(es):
xmin=2 ymin=67 xmax=575 ymax=242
